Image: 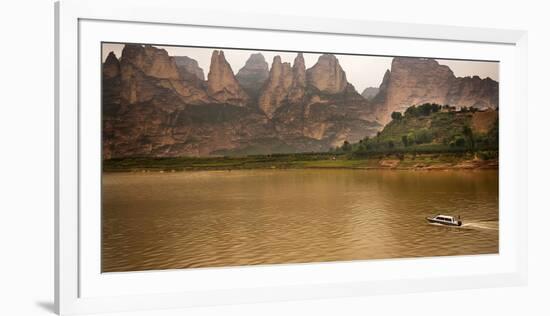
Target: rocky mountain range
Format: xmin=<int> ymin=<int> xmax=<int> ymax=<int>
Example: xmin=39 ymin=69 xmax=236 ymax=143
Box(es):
xmin=102 ymin=44 xmax=380 ymax=158
xmin=102 ymin=44 xmax=498 ymax=158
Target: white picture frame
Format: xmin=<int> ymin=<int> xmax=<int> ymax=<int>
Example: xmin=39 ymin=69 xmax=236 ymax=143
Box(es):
xmin=55 ymin=0 xmax=528 ymax=314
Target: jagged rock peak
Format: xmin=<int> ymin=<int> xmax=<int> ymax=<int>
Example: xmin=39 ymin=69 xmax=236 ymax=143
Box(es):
xmin=207 ymin=50 xmax=249 ymax=106
xmin=288 ymin=53 xmax=306 ymax=102
xmin=236 ymin=53 xmax=269 ymax=98
xmin=306 ymin=54 xmax=348 ymax=94
xmin=257 ymin=53 xmax=308 ymax=118
xmin=257 ymin=55 xmax=294 ymax=118
xmin=292 ymin=53 xmax=306 ymax=82
xmin=272 ymin=55 xmax=282 ymax=66
xmin=271 ymin=56 xmax=292 ymax=74
xmin=120 ymin=44 xmax=180 ymax=80
xmin=174 ymin=56 xmax=205 ymax=81
xmin=381 ymin=69 xmax=391 ymax=82
xmin=244 ymin=53 xmax=268 ymax=67
xmin=103 ymin=52 xmax=120 ymax=79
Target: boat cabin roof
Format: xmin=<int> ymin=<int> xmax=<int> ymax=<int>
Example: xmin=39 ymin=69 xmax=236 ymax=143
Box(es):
xmin=436 ymin=215 xmax=455 ymax=220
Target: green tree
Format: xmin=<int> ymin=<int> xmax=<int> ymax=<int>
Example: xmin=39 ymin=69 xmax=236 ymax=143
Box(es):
xmin=391 ymin=111 xmax=403 ymax=121
xmin=408 ymin=103 xmax=441 ymax=116
xmin=401 ymin=135 xmax=409 ymax=147
xmin=462 ymin=125 xmax=475 ymax=150
xmin=405 ymin=106 xmax=418 ymax=117
xmin=342 ymin=140 xmax=352 ymax=152
xmin=487 ymin=118 xmax=499 ymax=148
xmin=416 ymin=128 xmax=433 ymax=144
xmin=407 ymin=132 xmax=416 ymax=146
xmin=455 ymin=137 xmax=466 ymax=147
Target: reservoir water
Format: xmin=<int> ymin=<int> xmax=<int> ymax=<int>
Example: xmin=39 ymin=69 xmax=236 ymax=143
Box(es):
xmin=102 ymin=169 xmax=498 ymax=272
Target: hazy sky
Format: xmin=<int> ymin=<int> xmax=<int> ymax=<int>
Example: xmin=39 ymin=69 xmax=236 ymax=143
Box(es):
xmin=102 ymin=43 xmax=498 ymax=92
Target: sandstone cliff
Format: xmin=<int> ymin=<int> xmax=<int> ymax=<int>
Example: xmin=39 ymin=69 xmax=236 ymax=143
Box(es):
xmin=257 ymin=53 xmax=308 ymax=119
xmin=306 ymin=54 xmax=348 ymax=94
xmin=371 ymin=57 xmax=498 ymax=123
xmin=103 ymin=52 xmax=120 ymax=79
xmin=118 ymin=44 xmax=209 ymax=106
xmin=448 ymin=75 xmax=499 ymax=110
xmin=102 ymin=45 xmax=495 ymax=158
xmin=102 ymin=52 xmax=122 ymax=119
xmin=236 ymin=53 xmax=269 ymax=99
xmin=288 ymin=53 xmax=307 ymax=102
xmin=174 ymin=56 xmax=205 ymax=81
xmin=269 ymin=54 xmax=379 ymax=150
xmin=207 ymin=50 xmax=249 ymax=106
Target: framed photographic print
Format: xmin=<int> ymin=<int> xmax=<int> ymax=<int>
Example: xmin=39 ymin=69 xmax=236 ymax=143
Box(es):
xmin=55 ymin=0 xmax=527 ymax=314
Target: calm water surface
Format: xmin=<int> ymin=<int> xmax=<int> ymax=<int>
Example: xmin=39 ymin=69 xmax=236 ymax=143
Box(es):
xmin=102 ymin=169 xmax=498 ymax=272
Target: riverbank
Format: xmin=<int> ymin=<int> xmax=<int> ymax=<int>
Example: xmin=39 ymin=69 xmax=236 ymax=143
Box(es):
xmin=103 ymin=153 xmax=498 ymax=172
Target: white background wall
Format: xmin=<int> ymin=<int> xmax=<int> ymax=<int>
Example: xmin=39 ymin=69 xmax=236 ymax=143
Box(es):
xmin=0 ymin=0 xmax=548 ymax=315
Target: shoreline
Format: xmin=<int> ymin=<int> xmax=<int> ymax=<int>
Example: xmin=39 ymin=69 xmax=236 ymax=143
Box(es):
xmin=102 ymin=155 xmax=498 ymax=173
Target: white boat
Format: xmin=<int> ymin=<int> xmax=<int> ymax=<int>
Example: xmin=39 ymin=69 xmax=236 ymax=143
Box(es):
xmin=426 ymin=214 xmax=462 ymax=226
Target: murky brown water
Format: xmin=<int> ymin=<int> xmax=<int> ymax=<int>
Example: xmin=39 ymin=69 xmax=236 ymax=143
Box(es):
xmin=102 ymin=169 xmax=498 ymax=272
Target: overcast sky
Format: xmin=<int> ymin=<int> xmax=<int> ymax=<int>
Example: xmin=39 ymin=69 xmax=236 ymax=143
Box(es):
xmin=103 ymin=43 xmax=498 ymax=93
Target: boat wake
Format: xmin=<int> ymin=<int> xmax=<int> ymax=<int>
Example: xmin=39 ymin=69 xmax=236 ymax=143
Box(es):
xmin=461 ymin=221 xmax=499 ymax=231
xmin=426 ymin=220 xmax=499 ymax=231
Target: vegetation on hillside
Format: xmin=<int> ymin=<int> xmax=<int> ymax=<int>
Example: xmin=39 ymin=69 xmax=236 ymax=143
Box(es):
xmin=333 ymin=103 xmax=498 ymax=158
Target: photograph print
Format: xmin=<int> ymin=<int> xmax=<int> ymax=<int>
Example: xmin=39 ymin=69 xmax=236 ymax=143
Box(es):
xmin=101 ymin=42 xmax=499 ymax=272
